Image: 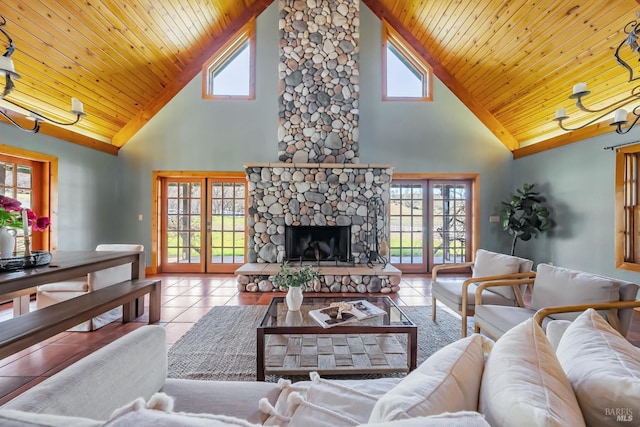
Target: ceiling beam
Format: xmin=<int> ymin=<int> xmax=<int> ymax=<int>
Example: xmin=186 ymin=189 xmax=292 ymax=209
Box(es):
xmin=0 ymin=113 xmax=118 ymax=156
xmin=363 ymin=0 xmax=520 ymax=152
xmin=512 ymin=121 xmax=614 ymax=159
xmin=111 ymin=0 xmax=274 ymax=148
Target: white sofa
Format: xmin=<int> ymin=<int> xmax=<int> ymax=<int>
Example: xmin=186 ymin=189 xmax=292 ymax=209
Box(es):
xmin=1 ymin=307 xmax=638 ymax=427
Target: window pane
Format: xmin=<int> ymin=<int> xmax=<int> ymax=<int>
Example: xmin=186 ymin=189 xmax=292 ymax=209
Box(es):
xmin=212 ymin=41 xmax=251 ymax=97
xmin=386 ymin=44 xmax=423 ymax=97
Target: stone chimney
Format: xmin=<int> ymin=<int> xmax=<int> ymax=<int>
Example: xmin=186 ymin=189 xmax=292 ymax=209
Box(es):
xmin=278 ymin=0 xmax=360 ymax=164
xmin=243 ymin=0 xmax=394 ymax=269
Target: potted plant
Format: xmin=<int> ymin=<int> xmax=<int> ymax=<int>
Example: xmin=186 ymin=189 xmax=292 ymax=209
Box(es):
xmin=500 ymin=183 xmax=551 ymax=256
xmin=273 ymin=262 xmax=320 ymax=311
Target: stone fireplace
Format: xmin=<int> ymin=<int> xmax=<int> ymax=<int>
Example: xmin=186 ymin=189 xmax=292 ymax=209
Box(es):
xmin=244 ymin=163 xmax=393 ymax=265
xmin=285 ymin=225 xmax=351 ymax=263
xmin=235 ymin=0 xmax=401 ymax=293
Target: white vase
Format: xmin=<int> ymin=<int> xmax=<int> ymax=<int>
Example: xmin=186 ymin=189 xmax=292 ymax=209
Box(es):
xmin=285 ymin=310 xmax=303 ymax=326
xmin=285 ymin=286 xmax=304 ymax=311
xmin=0 ymin=227 xmax=16 ymax=258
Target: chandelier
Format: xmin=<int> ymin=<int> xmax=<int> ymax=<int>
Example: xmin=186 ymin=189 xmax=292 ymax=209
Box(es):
xmin=0 ymin=15 xmax=85 ymax=133
xmin=554 ymin=12 xmax=640 ymax=135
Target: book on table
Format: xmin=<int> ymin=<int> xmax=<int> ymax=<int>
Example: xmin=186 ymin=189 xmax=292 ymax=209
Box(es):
xmin=308 ymin=300 xmax=386 ymax=328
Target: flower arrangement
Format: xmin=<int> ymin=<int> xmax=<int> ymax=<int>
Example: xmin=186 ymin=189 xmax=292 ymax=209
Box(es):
xmin=273 ymin=262 xmax=320 ymax=289
xmin=0 ymin=195 xmax=50 ymax=231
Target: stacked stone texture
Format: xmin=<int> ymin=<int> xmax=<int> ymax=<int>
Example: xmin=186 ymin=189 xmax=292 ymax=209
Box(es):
xmin=237 ymin=272 xmax=402 ymax=293
xmin=278 ymin=0 xmax=360 ymax=164
xmin=245 ymin=164 xmax=393 ymax=266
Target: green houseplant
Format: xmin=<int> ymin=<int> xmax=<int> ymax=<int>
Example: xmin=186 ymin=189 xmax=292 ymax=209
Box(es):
xmin=273 ymin=262 xmax=320 ymax=311
xmin=273 ymin=262 xmax=320 ymax=289
xmin=500 ymin=183 xmax=551 ymax=256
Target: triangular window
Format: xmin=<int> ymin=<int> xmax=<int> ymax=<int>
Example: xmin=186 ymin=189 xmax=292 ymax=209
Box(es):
xmin=383 ymin=23 xmax=432 ymax=101
xmin=203 ymin=20 xmax=255 ymax=100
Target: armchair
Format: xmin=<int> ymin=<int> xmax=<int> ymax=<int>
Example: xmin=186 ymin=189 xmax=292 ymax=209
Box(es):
xmin=36 ymin=244 xmax=144 ymax=331
xmin=431 ymin=249 xmax=535 ymax=337
xmin=474 ymin=263 xmax=639 ymax=339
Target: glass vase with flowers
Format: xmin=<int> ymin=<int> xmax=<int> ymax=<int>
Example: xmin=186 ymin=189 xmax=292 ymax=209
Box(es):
xmin=0 ymin=195 xmax=50 ymax=258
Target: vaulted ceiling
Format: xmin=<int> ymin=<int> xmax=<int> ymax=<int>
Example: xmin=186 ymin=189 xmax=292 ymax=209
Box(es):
xmin=1 ymin=0 xmax=639 ymax=158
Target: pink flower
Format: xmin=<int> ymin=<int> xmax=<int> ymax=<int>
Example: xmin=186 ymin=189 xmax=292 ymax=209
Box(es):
xmin=0 ymin=195 xmax=22 ymax=212
xmin=0 ymin=196 xmax=50 ymax=231
xmin=33 ymin=217 xmax=50 ymax=231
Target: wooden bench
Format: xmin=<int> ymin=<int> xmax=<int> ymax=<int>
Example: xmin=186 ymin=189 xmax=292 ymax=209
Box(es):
xmin=0 ymin=279 xmax=161 ymax=360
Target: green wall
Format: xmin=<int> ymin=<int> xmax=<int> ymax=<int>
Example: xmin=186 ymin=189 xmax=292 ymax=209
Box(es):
xmin=513 ymin=129 xmax=640 ymax=283
xmin=0 ymin=1 xmax=522 ymax=264
xmin=117 ymin=1 xmax=516 ymax=262
xmin=0 ymin=123 xmax=119 ymax=250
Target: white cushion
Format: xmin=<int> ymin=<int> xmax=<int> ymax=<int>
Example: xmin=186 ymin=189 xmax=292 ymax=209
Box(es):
xmin=104 ymin=393 xmax=261 ymax=427
xmin=472 ymin=250 xmax=522 ymax=300
xmin=0 ymin=409 xmax=100 ymax=427
xmin=472 ymin=250 xmax=521 ymax=278
xmin=261 ymin=376 xmax=400 ymax=427
xmin=555 ymin=309 xmax=640 ymax=427
xmin=3 ymin=326 xmax=167 ymax=421
xmin=368 ymin=334 xmax=492 ymax=422
xmin=360 ymin=411 xmax=491 ymax=426
xmin=37 ymin=280 xmax=89 ymax=292
xmin=530 ymin=264 xmax=620 ymax=321
xmin=479 ymin=318 xmax=585 ymax=427
xmin=545 ymin=319 xmax=572 ymax=352
xmin=286 ymin=373 xmax=392 ymax=427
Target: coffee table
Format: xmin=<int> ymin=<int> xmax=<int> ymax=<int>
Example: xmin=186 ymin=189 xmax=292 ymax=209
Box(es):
xmin=256 ymin=296 xmax=417 ymax=381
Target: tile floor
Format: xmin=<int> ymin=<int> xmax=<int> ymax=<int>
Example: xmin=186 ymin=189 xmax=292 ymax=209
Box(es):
xmin=0 ymin=273 xmax=637 ymax=406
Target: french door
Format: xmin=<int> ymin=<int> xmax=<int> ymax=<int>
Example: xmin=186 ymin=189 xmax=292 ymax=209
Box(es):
xmin=389 ymin=177 xmax=474 ymax=273
xmin=159 ymin=174 xmax=246 ymax=273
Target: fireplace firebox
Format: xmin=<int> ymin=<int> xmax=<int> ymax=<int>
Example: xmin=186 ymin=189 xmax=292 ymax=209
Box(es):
xmin=285 ymin=226 xmax=351 ymax=263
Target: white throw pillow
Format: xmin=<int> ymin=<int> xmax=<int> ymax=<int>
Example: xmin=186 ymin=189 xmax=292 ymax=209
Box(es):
xmin=472 ymin=250 xmax=521 ymax=279
xmin=286 ymin=372 xmax=389 ymax=427
xmin=261 ymin=376 xmax=400 ymax=427
xmin=0 ymin=409 xmax=101 ymax=427
xmin=479 ymin=318 xmax=585 ymax=427
xmin=360 ymin=411 xmax=491 ymax=427
xmin=368 ymin=334 xmax=492 ymax=422
xmin=530 ymin=264 xmax=620 ymax=321
xmin=472 ymin=250 xmax=522 ymax=299
xmin=545 ymin=319 xmax=572 ymax=352
xmin=555 ymin=309 xmax=640 ymax=427
xmin=104 ymin=393 xmax=261 ymax=427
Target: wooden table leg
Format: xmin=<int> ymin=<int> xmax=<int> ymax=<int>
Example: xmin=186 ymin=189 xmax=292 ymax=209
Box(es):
xmin=123 ymin=301 xmax=137 ymax=322
xmin=148 ymin=283 xmax=161 ymax=323
xmin=257 ymin=328 xmax=265 ymax=381
xmin=13 ymin=295 xmax=30 ymax=317
xmin=407 ymin=327 xmax=418 ymax=371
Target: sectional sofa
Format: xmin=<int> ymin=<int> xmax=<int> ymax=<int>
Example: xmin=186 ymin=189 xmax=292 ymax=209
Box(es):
xmin=0 ymin=301 xmax=637 ymax=426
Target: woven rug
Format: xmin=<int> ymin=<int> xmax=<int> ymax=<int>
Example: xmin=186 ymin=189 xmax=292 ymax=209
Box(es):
xmin=167 ymin=305 xmax=470 ymax=381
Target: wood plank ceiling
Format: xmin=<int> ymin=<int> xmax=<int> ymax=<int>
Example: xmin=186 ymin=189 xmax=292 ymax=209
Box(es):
xmin=1 ymin=0 xmax=639 ymax=157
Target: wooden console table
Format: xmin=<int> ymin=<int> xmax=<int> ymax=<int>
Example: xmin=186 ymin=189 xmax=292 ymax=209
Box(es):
xmin=0 ymin=251 xmax=145 ymax=316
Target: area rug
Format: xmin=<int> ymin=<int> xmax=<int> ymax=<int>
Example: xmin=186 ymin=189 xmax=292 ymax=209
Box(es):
xmin=167 ymin=305 xmax=471 ymax=381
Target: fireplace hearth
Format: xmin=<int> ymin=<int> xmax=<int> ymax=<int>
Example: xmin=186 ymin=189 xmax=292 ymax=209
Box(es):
xmin=286 ymin=225 xmax=351 ymax=264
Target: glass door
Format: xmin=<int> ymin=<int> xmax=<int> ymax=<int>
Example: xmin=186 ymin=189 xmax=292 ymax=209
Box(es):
xmin=161 ymin=178 xmax=205 ymax=273
xmin=430 ymin=181 xmax=472 ymax=267
xmin=389 ymin=181 xmax=426 ymax=272
xmin=159 ymin=175 xmax=246 ymax=273
xmin=389 ymin=178 xmax=473 ymax=273
xmin=207 ymin=179 xmax=246 ymax=272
